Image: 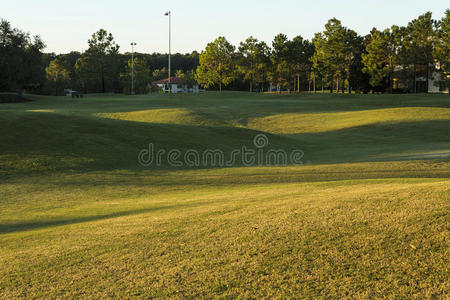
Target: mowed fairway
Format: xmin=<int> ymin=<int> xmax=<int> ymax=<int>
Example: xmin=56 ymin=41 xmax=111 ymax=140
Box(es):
xmin=0 ymin=92 xmax=449 ymax=298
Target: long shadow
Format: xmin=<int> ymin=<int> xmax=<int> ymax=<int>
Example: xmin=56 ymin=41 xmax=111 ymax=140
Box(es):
xmin=1 ymin=99 xmax=449 ymax=182
xmin=2 ymin=95 xmax=449 ymax=236
xmin=0 ymin=109 xmax=304 ymax=177
xmin=0 ymin=199 xmax=213 ymax=235
xmin=3 ymin=92 xmax=450 ymax=124
xmin=1 ymin=110 xmax=449 ymax=178
xmin=24 ymin=168 xmax=449 ymax=191
xmin=287 ymin=119 xmax=450 ymax=164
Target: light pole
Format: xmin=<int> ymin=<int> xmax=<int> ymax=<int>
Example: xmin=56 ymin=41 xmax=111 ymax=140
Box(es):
xmin=164 ymin=11 xmax=171 ymax=93
xmin=130 ymin=42 xmax=136 ymax=95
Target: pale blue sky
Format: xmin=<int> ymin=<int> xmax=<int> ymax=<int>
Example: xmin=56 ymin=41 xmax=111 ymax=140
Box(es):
xmin=0 ymin=0 xmax=447 ymax=54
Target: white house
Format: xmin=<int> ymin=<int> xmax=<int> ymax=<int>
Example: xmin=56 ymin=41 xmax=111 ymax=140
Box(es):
xmin=151 ymin=77 xmax=202 ymax=93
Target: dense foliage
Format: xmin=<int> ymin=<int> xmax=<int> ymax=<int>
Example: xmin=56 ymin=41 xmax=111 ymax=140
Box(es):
xmin=0 ymin=9 xmax=448 ymax=95
xmin=0 ymin=19 xmax=45 ymax=93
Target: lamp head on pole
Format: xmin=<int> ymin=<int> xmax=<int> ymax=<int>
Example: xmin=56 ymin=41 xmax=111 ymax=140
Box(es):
xmin=164 ymin=11 xmax=170 ymax=16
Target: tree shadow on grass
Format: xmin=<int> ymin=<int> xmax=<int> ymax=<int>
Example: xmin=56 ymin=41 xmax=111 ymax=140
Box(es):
xmin=286 ymin=119 xmax=450 ymax=164
xmin=0 ymin=110 xmax=449 ymax=179
xmin=5 ymin=92 xmax=450 ymax=124
xmin=0 ymin=199 xmax=212 ymax=235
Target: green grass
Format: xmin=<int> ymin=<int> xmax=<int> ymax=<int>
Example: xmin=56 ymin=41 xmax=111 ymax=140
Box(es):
xmin=0 ymin=92 xmax=449 ymax=298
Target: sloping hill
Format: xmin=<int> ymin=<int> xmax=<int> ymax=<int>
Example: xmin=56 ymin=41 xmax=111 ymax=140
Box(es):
xmin=0 ymin=92 xmax=449 ymax=298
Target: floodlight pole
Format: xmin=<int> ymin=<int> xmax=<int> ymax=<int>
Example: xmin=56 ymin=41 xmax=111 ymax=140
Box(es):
xmin=131 ymin=42 xmax=136 ymax=95
xmin=165 ymin=11 xmax=171 ymax=93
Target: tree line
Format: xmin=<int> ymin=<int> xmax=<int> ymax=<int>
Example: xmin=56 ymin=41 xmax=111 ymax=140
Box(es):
xmin=0 ymin=9 xmax=448 ymax=95
xmin=0 ymin=23 xmax=199 ymax=95
xmin=197 ymin=10 xmax=449 ymax=93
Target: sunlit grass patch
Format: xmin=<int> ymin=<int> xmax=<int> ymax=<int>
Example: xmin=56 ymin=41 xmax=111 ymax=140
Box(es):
xmin=95 ymin=108 xmax=202 ymax=125
xmin=247 ymin=107 xmax=450 ymax=134
xmin=0 ymin=92 xmax=449 ymax=298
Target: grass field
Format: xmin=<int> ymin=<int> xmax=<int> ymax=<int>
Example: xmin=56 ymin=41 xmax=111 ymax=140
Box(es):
xmin=0 ymin=92 xmax=449 ymax=298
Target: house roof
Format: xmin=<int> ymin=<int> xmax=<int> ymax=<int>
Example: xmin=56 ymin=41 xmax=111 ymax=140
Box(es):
xmin=152 ymin=77 xmax=184 ymax=85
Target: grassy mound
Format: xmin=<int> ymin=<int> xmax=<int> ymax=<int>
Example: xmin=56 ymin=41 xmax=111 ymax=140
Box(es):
xmin=0 ymin=92 xmax=449 ymax=298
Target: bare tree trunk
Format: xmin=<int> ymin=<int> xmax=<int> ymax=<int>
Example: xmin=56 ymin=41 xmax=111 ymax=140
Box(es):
xmin=297 ymin=74 xmax=300 ymax=93
xmin=54 ymin=74 xmax=59 ymax=96
xmin=100 ymin=61 xmax=105 ymax=93
xmin=308 ymin=73 xmax=311 ymax=93
xmin=341 ymin=76 xmax=345 ymax=94
xmin=389 ymin=71 xmax=393 ymax=94
xmin=101 ymin=69 xmax=105 ymax=93
xmin=389 ymin=58 xmax=394 ymax=94
xmin=322 ymin=77 xmax=324 ymax=93
xmin=251 ymin=71 xmax=254 ymax=93
xmin=330 ymin=76 xmax=333 ymax=93
xmin=313 ymin=75 xmax=316 ymax=93
xmin=336 ymin=77 xmax=339 ymax=93
xmin=413 ymin=64 xmax=417 ymax=93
